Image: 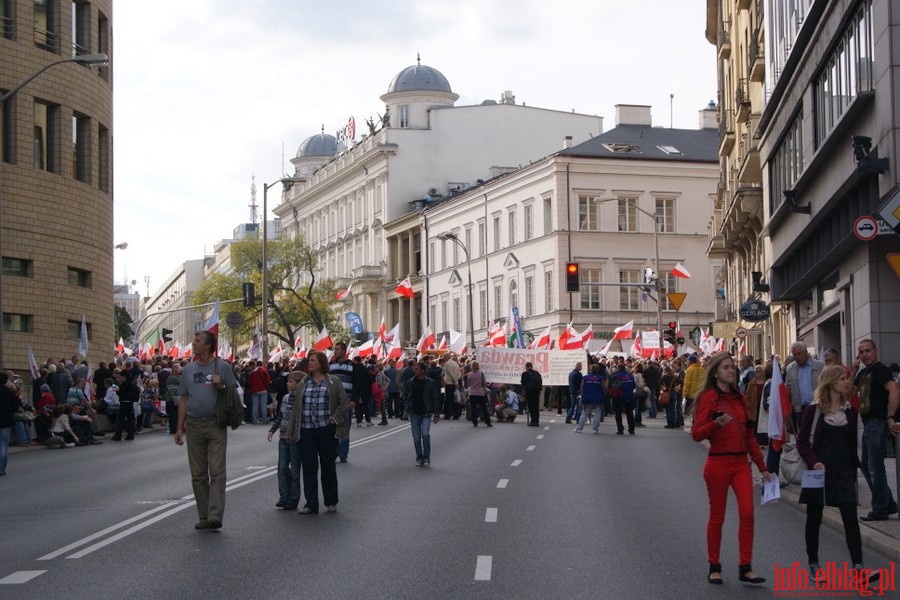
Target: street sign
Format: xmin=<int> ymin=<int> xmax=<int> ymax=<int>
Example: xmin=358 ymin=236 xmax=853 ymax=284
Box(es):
xmin=735 ymin=327 xmax=748 ymax=338
xmin=666 ymin=292 xmax=687 ymax=311
xmin=225 ymin=312 xmax=244 ymax=328
xmin=853 ymin=215 xmax=879 ymax=241
xmin=878 ymin=187 xmax=900 ymax=233
xmin=739 ymin=299 xmax=771 ymax=322
xmin=888 ymin=253 xmax=900 ymax=280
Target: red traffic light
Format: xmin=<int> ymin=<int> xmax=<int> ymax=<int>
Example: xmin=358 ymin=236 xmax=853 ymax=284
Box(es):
xmin=667 ymin=321 xmax=677 ymax=330
xmin=565 ymin=262 xmax=580 ymax=292
xmin=567 ymin=263 xmax=578 ymax=274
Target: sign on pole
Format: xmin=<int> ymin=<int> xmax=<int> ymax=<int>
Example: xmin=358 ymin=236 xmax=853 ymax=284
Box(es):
xmin=667 ymin=292 xmax=687 ymax=311
xmin=853 ymin=215 xmax=879 ymax=241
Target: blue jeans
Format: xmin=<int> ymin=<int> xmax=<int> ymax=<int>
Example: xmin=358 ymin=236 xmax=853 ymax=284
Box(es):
xmin=409 ymin=414 xmax=432 ymax=462
xmin=566 ymin=394 xmax=582 ymax=422
xmin=277 ymin=438 xmax=301 ymax=506
xmin=667 ymin=393 xmax=684 ymax=427
xmin=861 ymin=418 xmax=897 ymax=516
xmin=0 ymin=427 xmax=10 ymax=475
xmin=336 ymin=409 xmax=353 ymax=459
xmin=14 ymin=420 xmax=31 ymax=445
xmin=575 ymin=404 xmax=602 ymax=432
xmin=251 ymin=392 xmax=268 ymax=423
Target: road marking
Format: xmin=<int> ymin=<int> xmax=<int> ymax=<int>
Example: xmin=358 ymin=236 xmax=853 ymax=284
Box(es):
xmin=526 ymin=445 xmax=536 ymax=452
xmin=348 ymin=425 xmax=410 ymax=447
xmin=549 ymin=419 xmax=557 ymax=423
xmin=511 ymin=459 xmax=522 ymax=467
xmin=474 ymin=555 xmax=492 ymax=581
xmin=496 ymin=479 xmax=509 ymax=488
xmin=485 ymin=508 xmax=498 ymax=522
xmin=246 ymin=466 xmax=268 ymax=470
xmin=536 ymin=434 xmax=544 ymax=439
xmin=543 ymin=426 xmax=550 ymax=431
xmin=0 ymin=571 xmax=46 ymax=584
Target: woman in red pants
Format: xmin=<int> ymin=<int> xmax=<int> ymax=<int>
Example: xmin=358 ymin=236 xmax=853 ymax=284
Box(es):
xmin=692 ymin=352 xmax=771 ymax=585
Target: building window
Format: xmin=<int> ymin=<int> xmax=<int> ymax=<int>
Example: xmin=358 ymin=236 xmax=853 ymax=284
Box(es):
xmin=617 ymin=199 xmax=638 ymax=232
xmin=769 ymin=111 xmax=804 ymax=215
xmin=34 ymin=0 xmax=58 ymax=52
xmin=72 ymin=0 xmax=89 ymax=57
xmin=3 ymin=257 xmax=33 ymax=277
xmin=441 ymin=300 xmax=448 ymax=331
xmin=580 ymin=269 xmax=601 ymax=309
xmin=478 ymin=221 xmax=486 ymax=257
xmin=453 ymin=298 xmax=460 ymax=330
xmin=479 ymin=288 xmax=488 ymax=327
xmin=72 ymin=113 xmax=90 ymax=182
xmin=451 ymin=234 xmax=459 ymax=265
xmin=524 ymin=204 xmax=533 ymax=241
xmin=429 ymin=241 xmax=435 ymax=272
xmin=655 ymin=198 xmax=675 ymax=233
xmin=494 ymin=285 xmax=502 ymax=320
xmin=659 ymin=272 xmax=676 ymax=310
xmin=767 ymin=0 xmax=812 ymax=90
xmin=578 ymin=195 xmax=599 ymax=231
xmin=509 ymin=280 xmax=518 ymax=312
xmin=398 ymin=105 xmax=409 ymax=128
xmin=493 ymin=215 xmax=501 ymax=251
xmin=543 ymin=197 xmax=552 ymax=235
xmin=1 ymin=0 xmax=12 ymax=39
xmin=508 ymin=210 xmax=517 ymax=246
xmin=97 ymin=11 xmax=110 ymax=80
xmin=34 ymin=100 xmax=59 ymax=172
xmin=814 ymin=0 xmax=874 ymax=146
xmin=98 ymin=124 xmax=110 ymax=192
xmin=1 ymin=93 xmax=10 ymax=163
xmin=619 ymin=269 xmax=640 ymax=310
xmin=464 ymin=227 xmax=472 ymax=257
xmin=67 ymin=318 xmax=89 ymax=339
xmin=544 ymin=270 xmax=553 ymax=312
xmin=3 ymin=313 xmax=34 ymax=333
xmin=524 ymin=276 xmax=534 ymax=316
xmin=68 ymin=266 xmax=91 ymax=288
xmin=440 ymin=238 xmax=447 ymax=270
xmin=429 ymin=303 xmax=436 ymax=331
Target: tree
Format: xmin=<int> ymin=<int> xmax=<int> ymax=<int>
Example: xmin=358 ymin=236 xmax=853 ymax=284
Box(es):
xmin=193 ymin=236 xmax=345 ymax=352
xmin=114 ymin=304 xmax=134 ymax=342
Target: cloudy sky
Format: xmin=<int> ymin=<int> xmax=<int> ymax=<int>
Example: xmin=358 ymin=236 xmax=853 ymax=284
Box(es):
xmin=113 ymin=0 xmax=716 ymax=295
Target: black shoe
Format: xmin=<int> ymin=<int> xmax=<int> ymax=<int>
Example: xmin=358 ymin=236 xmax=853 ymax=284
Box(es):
xmin=88 ymin=439 xmax=103 ymax=445
xmin=565 ymin=420 xmax=572 ymax=424
xmin=275 ymin=501 xmax=286 ymax=508
xmin=486 ymin=423 xmax=493 ymax=427
xmin=283 ymin=504 xmax=297 ymax=511
xmin=616 ymin=431 xmax=624 ymax=435
xmin=111 ymin=436 xmax=121 ymax=441
xmin=194 ymin=520 xmax=209 ymax=530
xmin=94 ymin=431 xmax=106 ymax=437
xmin=208 ymin=519 xmax=222 ymax=529
xmin=124 ymin=435 xmax=134 ymax=440
xmin=378 ymin=421 xmax=388 ymax=426
xmin=629 ymin=430 xmax=635 ymax=435
xmin=339 ymin=457 xmax=348 ymax=463
xmin=860 ymin=512 xmax=890 ymax=522
xmin=738 ymin=564 xmax=765 ymax=584
xmin=708 ymin=564 xmax=723 ymax=585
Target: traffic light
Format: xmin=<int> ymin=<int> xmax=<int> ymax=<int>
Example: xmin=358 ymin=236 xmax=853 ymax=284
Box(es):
xmin=565 ymin=262 xmax=580 ymax=292
xmin=161 ymin=328 xmax=173 ymax=343
xmin=242 ymin=282 xmax=256 ymax=308
xmin=667 ymin=321 xmax=678 ymax=330
xmin=676 ymin=335 xmax=686 ymax=345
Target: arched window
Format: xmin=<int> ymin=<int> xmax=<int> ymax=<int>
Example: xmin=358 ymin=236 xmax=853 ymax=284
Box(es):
xmin=509 ymin=280 xmax=518 ymax=312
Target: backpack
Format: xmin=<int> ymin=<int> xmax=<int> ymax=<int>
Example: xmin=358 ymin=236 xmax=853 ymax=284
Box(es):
xmin=608 ymin=376 xmax=624 ymax=399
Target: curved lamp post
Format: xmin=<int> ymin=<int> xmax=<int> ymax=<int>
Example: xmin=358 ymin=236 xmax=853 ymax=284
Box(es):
xmin=437 ymin=232 xmax=476 ymax=354
xmin=0 ymin=53 xmax=109 ymax=368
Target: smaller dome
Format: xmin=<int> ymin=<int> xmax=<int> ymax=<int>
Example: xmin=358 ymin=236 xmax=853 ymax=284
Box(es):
xmin=296 ymin=133 xmax=337 ymax=158
xmin=386 ymin=64 xmax=452 ymax=94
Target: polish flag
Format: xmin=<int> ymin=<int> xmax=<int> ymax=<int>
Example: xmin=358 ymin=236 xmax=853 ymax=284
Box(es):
xmin=558 ymin=322 xmax=583 ymax=350
xmin=532 ymin=325 xmax=552 ymax=349
xmin=487 ymin=321 xmax=506 ymax=347
xmin=437 ymin=335 xmax=447 ymax=351
xmin=355 ymin=338 xmax=375 ymax=357
xmin=579 ymin=324 xmax=594 ymax=350
xmin=181 ymin=344 xmax=192 ymax=359
xmin=116 ymin=337 xmax=126 ymax=353
xmin=168 ymin=344 xmax=180 ymax=358
xmin=204 ymin=299 xmax=220 ymax=336
xmin=631 ymin=331 xmax=643 ymax=357
xmin=611 ymin=319 xmax=635 ymax=340
xmin=269 ymin=345 xmax=284 ymax=362
xmin=395 ymin=276 xmax=415 ymax=298
xmin=596 ymin=339 xmax=613 ymax=355
xmin=383 ymin=323 xmax=403 ymax=359
xmin=312 ymin=327 xmax=333 ymax=351
xmin=671 ymin=262 xmax=692 ymax=279
xmin=293 ymin=346 xmax=307 ymax=360
xmin=336 ymin=284 xmax=352 ymax=301
xmin=416 ymin=326 xmax=436 ymax=354
xmin=377 ymin=317 xmax=387 ymax=342
xmin=767 ymin=358 xmax=792 ymax=452
xmin=27 ymin=347 xmax=41 ymax=380
xmin=449 ymin=329 xmax=467 ymax=355
xmin=157 ymin=337 xmax=166 ymax=357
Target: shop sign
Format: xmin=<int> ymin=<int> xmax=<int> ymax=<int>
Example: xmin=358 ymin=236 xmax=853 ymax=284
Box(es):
xmin=739 ymin=299 xmax=771 ymax=322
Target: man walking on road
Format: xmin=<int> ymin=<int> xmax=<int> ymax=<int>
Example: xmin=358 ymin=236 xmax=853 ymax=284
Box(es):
xmin=405 ymin=361 xmax=440 ymax=466
xmin=175 ymin=331 xmax=237 ymax=531
xmin=566 ymin=362 xmax=584 ymax=424
xmin=521 ymin=362 xmax=543 ymax=427
xmin=330 ymin=342 xmax=364 ymax=462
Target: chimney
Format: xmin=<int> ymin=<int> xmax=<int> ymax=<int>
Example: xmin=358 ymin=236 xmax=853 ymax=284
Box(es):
xmin=563 ymin=135 xmax=573 ymax=149
xmin=499 ymin=90 xmax=516 ymax=105
xmin=615 ymin=104 xmax=652 ymax=126
xmin=699 ymin=100 xmax=718 ymax=129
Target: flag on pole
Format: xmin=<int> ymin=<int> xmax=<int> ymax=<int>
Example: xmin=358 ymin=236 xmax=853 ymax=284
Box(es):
xmin=767 ymin=358 xmax=792 ymax=452
xmin=383 ymin=323 xmax=403 ymax=359
xmin=269 ymin=345 xmax=284 ymax=362
xmin=312 ymin=327 xmax=333 ymax=351
xmin=631 ymin=331 xmax=643 ymax=357
xmin=249 ymin=326 xmax=262 ymax=360
xmin=448 ymin=329 xmax=467 ymax=355
xmin=437 ymin=335 xmax=447 ymax=351
xmin=395 ymin=276 xmax=415 ymax=298
xmin=204 ymin=299 xmax=221 ymax=336
xmin=487 ymin=321 xmax=506 ymax=347
xmin=611 ymin=319 xmax=635 ymax=340
xmin=579 ymin=324 xmax=594 ymax=350
xmin=27 ymin=348 xmax=40 ymax=380
xmin=377 ymin=317 xmax=387 ymax=342
xmin=672 ymin=262 xmax=692 ymax=279
xmin=558 ymin=322 xmax=582 ymax=350
xmin=355 ymin=338 xmax=375 ymax=357
xmin=77 ymin=314 xmax=89 ymax=358
xmin=532 ymin=325 xmax=552 ymax=349
xmin=416 ymin=326 xmax=436 ymax=354
xmin=336 ymin=284 xmax=352 ymax=301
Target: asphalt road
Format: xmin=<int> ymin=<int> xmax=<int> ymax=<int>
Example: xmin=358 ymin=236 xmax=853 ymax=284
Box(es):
xmin=0 ymin=415 xmax=895 ymax=599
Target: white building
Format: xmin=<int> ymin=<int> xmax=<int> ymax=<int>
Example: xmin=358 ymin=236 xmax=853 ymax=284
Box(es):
xmin=140 ymin=260 xmax=206 ymax=350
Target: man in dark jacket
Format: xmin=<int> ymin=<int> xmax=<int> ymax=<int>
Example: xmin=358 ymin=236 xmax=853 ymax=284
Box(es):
xmin=521 ymin=362 xmax=544 ymax=427
xmin=404 ymin=362 xmax=440 ymax=466
xmin=0 ymin=372 xmax=20 ymax=475
xmin=643 ymin=361 xmax=661 ymax=418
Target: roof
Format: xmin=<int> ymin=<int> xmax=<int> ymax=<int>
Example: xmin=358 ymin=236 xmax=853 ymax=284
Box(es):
xmin=296 ymin=133 xmax=337 ymax=158
xmin=386 ymin=64 xmax=452 ymax=94
xmin=559 ymin=124 xmax=718 ymax=162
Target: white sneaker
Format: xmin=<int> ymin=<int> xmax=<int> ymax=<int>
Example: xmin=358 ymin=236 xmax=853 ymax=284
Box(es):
xmin=573 ymin=428 xmax=582 ymax=433
xmin=65 ymin=443 xmax=75 ymax=448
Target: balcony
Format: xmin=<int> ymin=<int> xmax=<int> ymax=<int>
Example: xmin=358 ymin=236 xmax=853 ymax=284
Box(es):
xmin=718 ymin=21 xmax=732 ymax=60
xmin=735 ymin=78 xmax=751 ymax=123
xmin=737 ymin=132 xmax=762 ymax=185
xmin=707 ymin=209 xmax=729 ymax=257
xmin=718 ymin=113 xmax=735 ymax=156
xmin=749 ymin=29 xmax=765 ymax=82
xmin=352 ymin=265 xmax=385 ymax=280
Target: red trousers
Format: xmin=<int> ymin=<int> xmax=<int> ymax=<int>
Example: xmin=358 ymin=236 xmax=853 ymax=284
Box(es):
xmin=703 ymin=455 xmax=755 ymax=566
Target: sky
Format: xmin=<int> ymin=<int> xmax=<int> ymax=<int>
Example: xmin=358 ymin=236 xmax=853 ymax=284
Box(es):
xmin=113 ymin=0 xmax=717 ymax=297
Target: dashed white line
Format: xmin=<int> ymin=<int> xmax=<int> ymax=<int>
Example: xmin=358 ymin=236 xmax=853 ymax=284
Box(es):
xmin=549 ymin=419 xmax=557 ymax=423
xmin=485 ymin=508 xmax=498 ymax=522
xmin=474 ymin=555 xmax=493 ymax=581
xmin=511 ymin=459 xmax=523 ymax=467
xmin=0 ymin=571 xmax=46 ymax=584
xmin=543 ymin=426 xmax=550 ymax=431
xmin=536 ymin=434 xmax=544 ymax=439
xmin=497 ymin=479 xmax=509 ymax=488
xmin=526 ymin=445 xmax=536 ymax=451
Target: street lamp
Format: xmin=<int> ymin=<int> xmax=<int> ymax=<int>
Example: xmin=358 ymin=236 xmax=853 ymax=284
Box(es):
xmin=260 ymin=177 xmax=304 ymax=360
xmin=437 ymin=232 xmax=476 ymax=354
xmin=0 ymin=53 xmax=109 ymax=368
xmin=594 ymin=197 xmax=664 ymax=359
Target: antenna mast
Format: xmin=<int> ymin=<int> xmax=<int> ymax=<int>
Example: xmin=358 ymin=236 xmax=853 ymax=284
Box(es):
xmin=249 ymin=174 xmax=258 ymax=224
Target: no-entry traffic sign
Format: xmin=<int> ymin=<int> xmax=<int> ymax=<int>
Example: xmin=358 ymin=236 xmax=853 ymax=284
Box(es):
xmin=853 ymin=215 xmax=879 ymax=241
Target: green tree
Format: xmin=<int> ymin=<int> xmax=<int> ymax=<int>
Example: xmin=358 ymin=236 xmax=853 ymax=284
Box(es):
xmin=193 ymin=236 xmax=345 ymax=351
xmin=114 ymin=304 xmax=134 ymax=342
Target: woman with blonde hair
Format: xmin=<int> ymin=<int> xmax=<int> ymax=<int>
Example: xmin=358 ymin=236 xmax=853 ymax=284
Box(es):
xmin=797 ymin=365 xmax=878 ymax=581
xmin=692 ymin=352 xmax=770 ymax=585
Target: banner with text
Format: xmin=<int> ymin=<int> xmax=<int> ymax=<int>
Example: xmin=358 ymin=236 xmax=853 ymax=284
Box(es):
xmin=474 ymin=347 xmax=585 ymax=386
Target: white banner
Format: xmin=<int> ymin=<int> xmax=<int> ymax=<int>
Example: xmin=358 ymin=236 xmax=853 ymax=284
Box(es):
xmin=642 ymin=330 xmax=660 ymax=349
xmin=474 ymin=347 xmax=585 ymax=386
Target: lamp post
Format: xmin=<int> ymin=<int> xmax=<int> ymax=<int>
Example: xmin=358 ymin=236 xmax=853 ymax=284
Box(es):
xmin=260 ymin=177 xmax=304 ymax=360
xmin=0 ymin=53 xmax=109 ymax=368
xmin=595 ymin=197 xmax=664 ymax=359
xmin=437 ymin=232 xmax=476 ymax=353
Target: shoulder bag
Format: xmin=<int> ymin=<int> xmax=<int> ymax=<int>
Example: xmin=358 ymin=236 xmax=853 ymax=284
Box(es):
xmin=214 ymin=358 xmax=244 ymax=430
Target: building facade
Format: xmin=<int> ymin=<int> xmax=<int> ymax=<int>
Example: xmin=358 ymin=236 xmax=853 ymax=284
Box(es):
xmin=140 ymin=259 xmax=205 ymax=352
xmin=1 ymin=0 xmax=114 ymax=371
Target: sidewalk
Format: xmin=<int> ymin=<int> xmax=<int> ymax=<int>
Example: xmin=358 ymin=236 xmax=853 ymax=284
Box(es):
xmin=6 ymin=423 xmax=167 ymax=455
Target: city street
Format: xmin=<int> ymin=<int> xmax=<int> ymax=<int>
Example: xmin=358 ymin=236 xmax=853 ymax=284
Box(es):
xmin=0 ymin=416 xmax=895 ymax=599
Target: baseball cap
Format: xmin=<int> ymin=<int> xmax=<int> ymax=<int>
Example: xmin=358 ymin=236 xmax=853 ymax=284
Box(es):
xmin=40 ymin=383 xmax=51 ymax=392
xmin=688 ymin=355 xmax=698 ymax=363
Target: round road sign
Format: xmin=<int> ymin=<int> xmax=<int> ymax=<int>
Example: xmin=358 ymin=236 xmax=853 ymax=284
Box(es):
xmin=853 ymin=215 xmax=879 ymax=241
xmin=735 ymin=327 xmax=748 ymax=339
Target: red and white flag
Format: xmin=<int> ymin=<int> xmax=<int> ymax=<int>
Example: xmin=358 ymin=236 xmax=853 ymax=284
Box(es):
xmin=611 ymin=319 xmax=635 ymax=340
xmin=377 ymin=317 xmax=387 ymax=342
xmin=383 ymin=323 xmax=403 ymax=359
xmin=116 ymin=337 xmax=126 ymax=354
xmin=313 ymin=327 xmax=333 ymax=351
xmin=671 ymin=262 xmax=692 ymax=279
xmin=437 ymin=335 xmax=447 ymax=351
xmin=767 ymin=358 xmax=792 ymax=452
xmin=168 ymin=344 xmax=180 ymax=358
xmin=631 ymin=331 xmax=643 ymax=358
xmin=487 ymin=321 xmax=506 ymax=347
xmin=269 ymin=345 xmax=284 ymax=362
xmin=448 ymin=329 xmax=467 ymax=355
xmin=579 ymin=324 xmax=594 ymax=350
xmin=416 ymin=326 xmax=436 ymax=354
xmin=204 ymin=299 xmax=221 ymax=336
xmin=532 ymin=325 xmax=552 ymax=349
xmin=558 ymin=322 xmax=582 ymax=350
xmin=395 ymin=276 xmax=415 ymax=299
xmin=355 ymin=338 xmax=375 ymax=358
xmin=27 ymin=347 xmax=40 ymax=380
xmin=181 ymin=344 xmax=192 ymax=359
xmin=294 ymin=346 xmax=307 ymax=360
xmin=336 ymin=284 xmax=352 ymax=301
